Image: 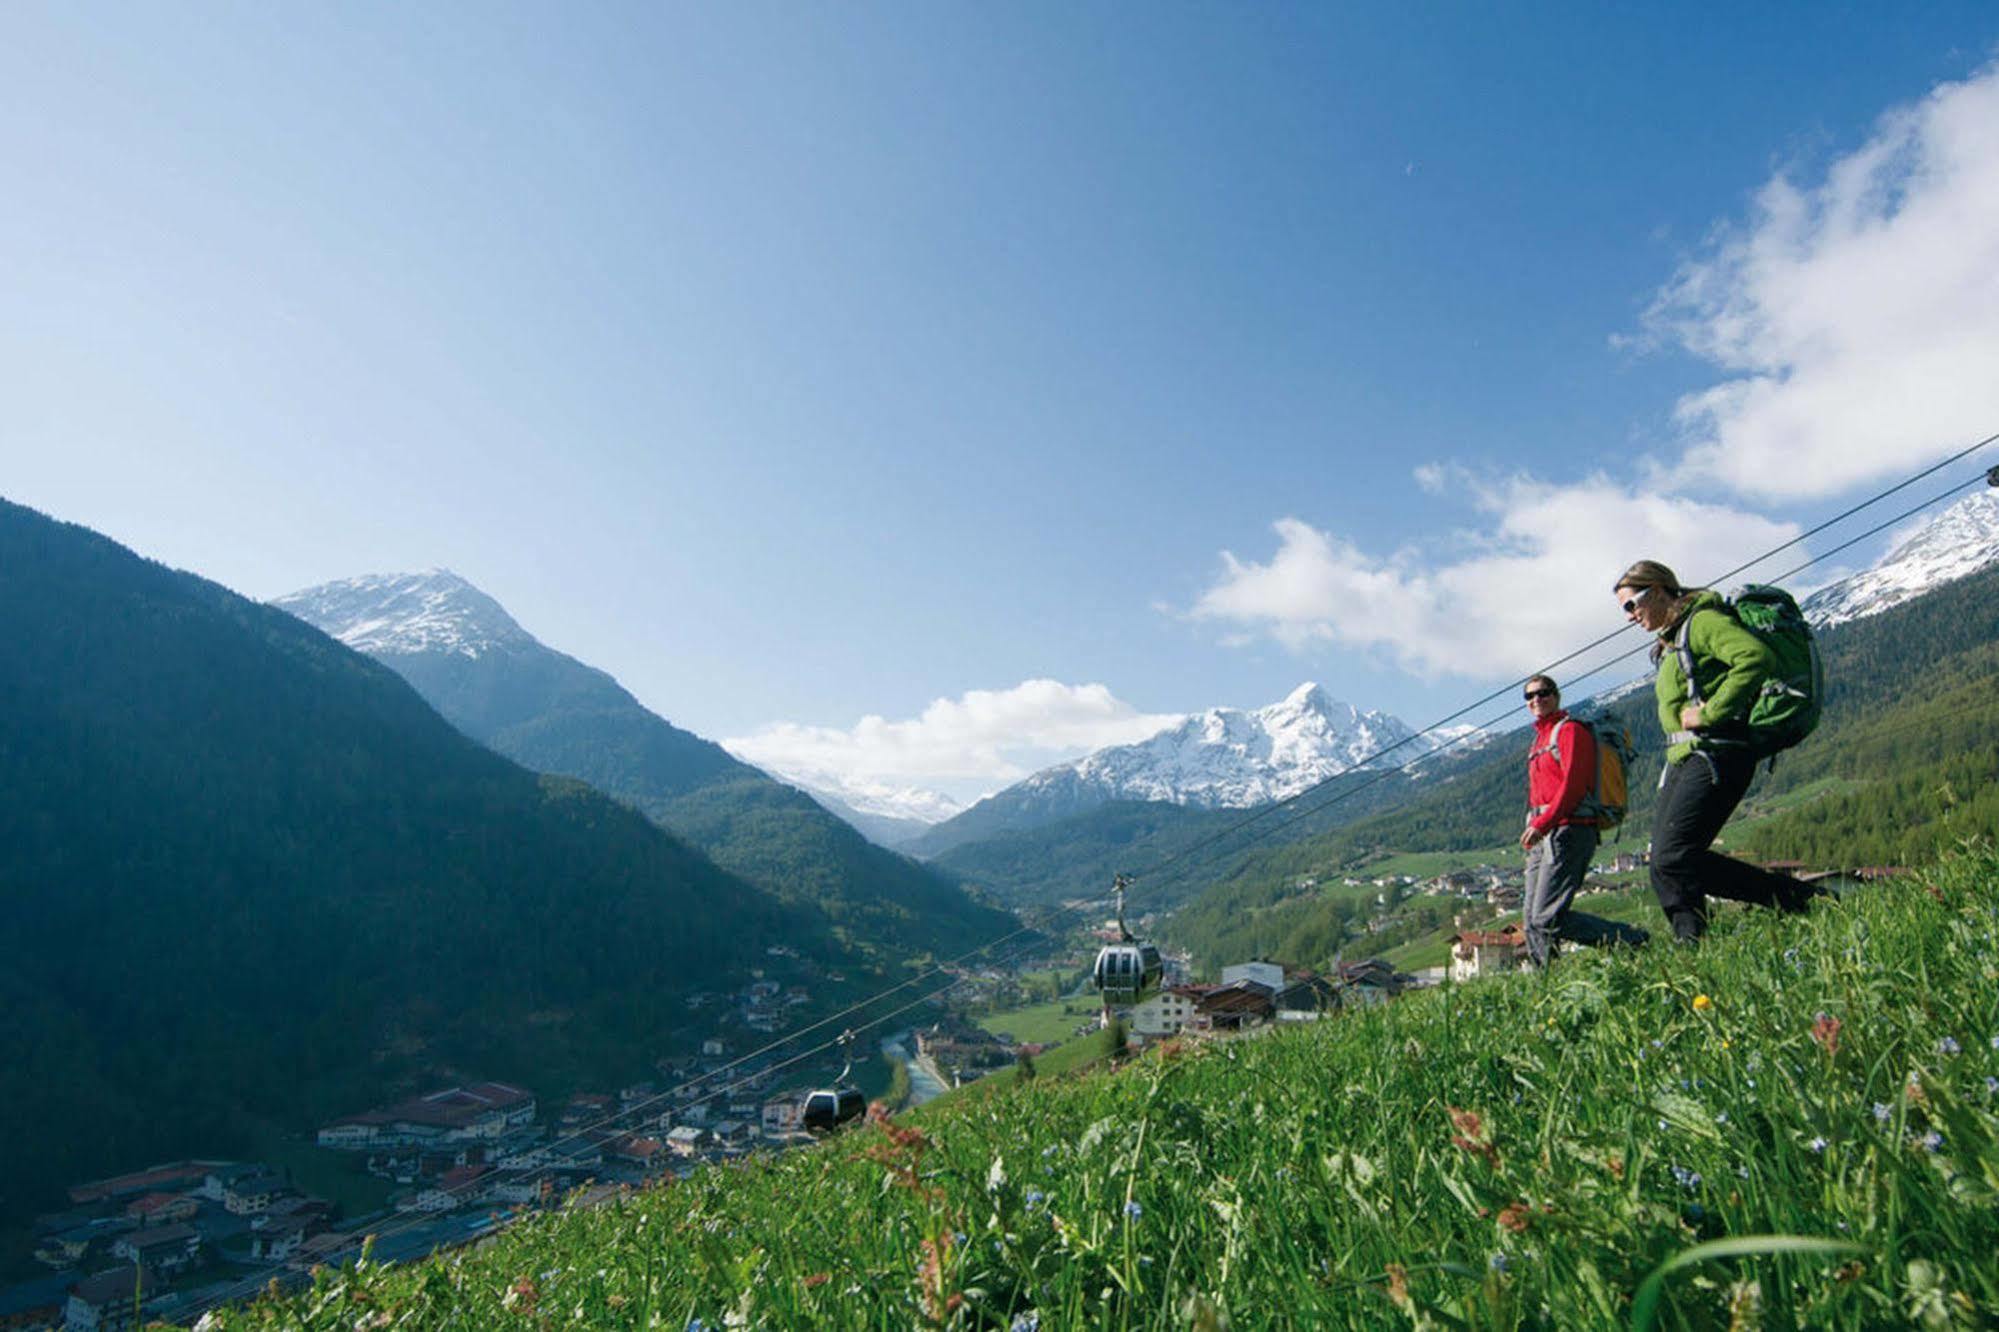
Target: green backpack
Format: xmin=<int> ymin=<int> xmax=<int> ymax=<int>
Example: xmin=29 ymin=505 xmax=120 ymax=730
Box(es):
xmin=1676 ymin=584 xmax=1823 ymax=757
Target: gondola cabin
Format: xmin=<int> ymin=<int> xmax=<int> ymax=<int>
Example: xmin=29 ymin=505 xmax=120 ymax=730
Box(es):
xmin=801 ymin=1085 xmax=866 ymax=1134
xmin=1091 ymin=939 xmax=1162 ymax=1005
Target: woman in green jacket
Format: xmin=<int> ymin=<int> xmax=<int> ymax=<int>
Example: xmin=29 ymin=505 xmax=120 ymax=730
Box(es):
xmin=1613 ymin=560 xmax=1817 ymax=943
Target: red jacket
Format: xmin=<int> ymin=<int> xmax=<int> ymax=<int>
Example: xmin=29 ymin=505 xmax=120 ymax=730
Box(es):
xmin=1527 ymin=711 xmax=1597 ymax=833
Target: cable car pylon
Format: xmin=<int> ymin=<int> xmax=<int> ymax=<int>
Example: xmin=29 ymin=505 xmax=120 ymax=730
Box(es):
xmin=1090 ymin=873 xmax=1162 ymax=1018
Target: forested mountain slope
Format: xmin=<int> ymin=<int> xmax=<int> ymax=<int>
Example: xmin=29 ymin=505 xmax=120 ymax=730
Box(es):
xmin=277 ymin=574 xmax=1014 ymax=959
xmin=0 ymin=500 xmax=815 ymax=1226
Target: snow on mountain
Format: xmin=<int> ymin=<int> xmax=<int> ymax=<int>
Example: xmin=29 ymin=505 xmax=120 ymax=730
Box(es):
xmin=760 ymin=769 xmax=965 ymax=829
xmin=272 ymin=570 xmax=534 ymax=658
xmin=782 ymin=780 xmax=961 ymax=849
xmin=1006 ymin=682 xmax=1442 ymax=813
xmin=1801 ymin=489 xmax=1999 ymax=627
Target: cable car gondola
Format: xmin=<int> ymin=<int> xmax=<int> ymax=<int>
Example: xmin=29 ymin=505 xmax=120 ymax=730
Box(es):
xmin=1091 ymin=874 xmax=1162 ymax=1007
xmin=801 ymin=1029 xmax=867 ymax=1135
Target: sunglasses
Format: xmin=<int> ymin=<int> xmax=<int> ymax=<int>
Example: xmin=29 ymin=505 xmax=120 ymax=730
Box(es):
xmin=1523 ymin=688 xmax=1556 ymax=701
xmin=1620 ymin=588 xmax=1649 ymax=615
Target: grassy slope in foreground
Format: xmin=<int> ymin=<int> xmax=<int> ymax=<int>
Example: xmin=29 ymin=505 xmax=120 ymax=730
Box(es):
xmin=211 ymin=852 xmax=1999 ymax=1330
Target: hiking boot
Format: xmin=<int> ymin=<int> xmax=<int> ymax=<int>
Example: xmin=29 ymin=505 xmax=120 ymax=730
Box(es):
xmin=1777 ymin=879 xmax=1828 ymax=915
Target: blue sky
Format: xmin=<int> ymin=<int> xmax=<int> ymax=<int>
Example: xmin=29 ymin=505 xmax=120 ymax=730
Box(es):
xmin=5 ymin=5 xmax=1997 ymax=809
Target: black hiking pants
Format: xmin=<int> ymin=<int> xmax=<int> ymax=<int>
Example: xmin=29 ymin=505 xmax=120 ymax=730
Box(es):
xmin=1650 ymin=748 xmax=1810 ymax=942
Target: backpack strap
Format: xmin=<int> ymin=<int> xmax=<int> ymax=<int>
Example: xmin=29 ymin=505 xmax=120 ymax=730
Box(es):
xmin=1675 ymin=612 xmax=1701 ymax=708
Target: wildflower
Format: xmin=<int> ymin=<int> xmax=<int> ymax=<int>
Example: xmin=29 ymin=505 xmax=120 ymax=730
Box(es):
xmin=687 ymin=1320 xmax=709 ymax=1332
xmin=1489 ymin=1253 xmax=1512 ymax=1273
xmin=1921 ymin=1131 xmax=1944 ymax=1153
xmin=1873 ymin=1102 xmax=1892 ymax=1123
xmin=1670 ymin=1165 xmax=1701 ymax=1190
xmin=1735 ymin=1165 xmax=1749 ymax=1180
xmin=1496 ymin=1202 xmax=1532 ymax=1233
xmin=1937 ymin=1036 xmax=1961 ymax=1056
xmin=1714 ymin=1111 xmax=1729 ymax=1125
xmin=1010 ymin=1314 xmax=1041 ymax=1332
xmin=1024 ymin=1189 xmax=1045 ymax=1209
xmin=1123 ymin=1200 xmax=1143 ymax=1221
xmin=1809 ymin=1137 xmax=1828 ymax=1153
xmin=1692 ymin=994 xmax=1712 ymax=1012
xmin=1990 ymin=1035 xmax=1998 ymax=1051
xmin=1810 ymin=1012 xmax=1841 ymax=1055
xmin=1984 ymin=1077 xmax=1998 ymax=1096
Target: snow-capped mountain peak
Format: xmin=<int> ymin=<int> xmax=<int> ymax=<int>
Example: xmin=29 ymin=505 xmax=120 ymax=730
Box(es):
xmin=272 ymin=570 xmax=536 ymax=658
xmin=1013 ymin=682 xmax=1434 ymax=812
xmin=1802 ymin=490 xmax=1999 ymax=628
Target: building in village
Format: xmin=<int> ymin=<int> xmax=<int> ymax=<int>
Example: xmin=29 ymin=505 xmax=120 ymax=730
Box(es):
xmin=317 ymin=1083 xmax=536 ymax=1152
xmin=64 ymin=1264 xmax=152 ymax=1332
xmin=1450 ymin=924 xmax=1528 ymax=982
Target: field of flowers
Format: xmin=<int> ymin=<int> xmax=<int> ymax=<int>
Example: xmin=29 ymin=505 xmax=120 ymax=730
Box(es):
xmin=206 ymin=849 xmax=1999 ymax=1330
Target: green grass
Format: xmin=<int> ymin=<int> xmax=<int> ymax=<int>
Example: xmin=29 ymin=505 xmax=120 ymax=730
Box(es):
xmin=976 ymin=997 xmax=1103 ymax=1046
xmin=207 ymin=849 xmax=1999 ymax=1330
xmin=1383 ymin=885 xmax=1664 ymax=971
xmin=252 ymin=1132 xmax=395 ymax=1222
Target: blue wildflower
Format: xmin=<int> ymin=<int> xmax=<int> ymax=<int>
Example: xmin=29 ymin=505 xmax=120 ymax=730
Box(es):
xmin=1872 ymin=1102 xmax=1892 ymax=1123
xmin=1024 ymin=1189 xmax=1045 ymax=1209
xmin=1938 ymin=1036 xmax=1961 ymax=1056
xmin=1670 ymin=1165 xmax=1701 ymax=1190
xmin=1123 ymin=1200 xmax=1143 ymax=1220
xmin=1984 ymin=1077 xmax=1998 ymax=1095
xmin=1010 ymin=1315 xmax=1041 ymax=1332
xmin=1809 ymin=1137 xmax=1828 ymax=1153
xmin=1922 ymin=1131 xmax=1944 ymax=1153
xmin=688 ymin=1321 xmax=709 ymax=1332
xmin=1714 ymin=1111 xmax=1728 ymax=1125
xmin=1489 ymin=1253 xmax=1511 ymax=1273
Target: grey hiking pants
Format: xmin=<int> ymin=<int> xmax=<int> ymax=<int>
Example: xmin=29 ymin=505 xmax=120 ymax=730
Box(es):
xmin=1522 ymin=824 xmax=1648 ymax=965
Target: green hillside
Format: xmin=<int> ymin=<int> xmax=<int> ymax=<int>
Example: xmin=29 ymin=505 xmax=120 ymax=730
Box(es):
xmin=928 ymin=755 xmax=1493 ymax=911
xmin=1170 ymin=563 xmax=1999 ymax=972
xmin=209 ymin=852 xmax=1999 ymax=1330
xmin=337 ymin=614 xmax=1016 ymax=960
xmin=0 ymin=499 xmax=821 ymax=1227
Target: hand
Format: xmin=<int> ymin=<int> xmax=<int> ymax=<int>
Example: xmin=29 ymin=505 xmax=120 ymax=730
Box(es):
xmin=1679 ymin=705 xmax=1703 ymax=731
xmin=1521 ymin=826 xmax=1546 ymax=851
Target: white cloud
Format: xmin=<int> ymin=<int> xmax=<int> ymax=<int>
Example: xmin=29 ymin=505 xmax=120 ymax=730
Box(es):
xmin=1193 ymin=65 xmax=1999 ymax=677
xmin=1648 ymin=62 xmax=1999 ymax=500
xmin=1190 ymin=478 xmax=1799 ymax=681
xmin=724 ymin=680 xmax=1184 ymax=806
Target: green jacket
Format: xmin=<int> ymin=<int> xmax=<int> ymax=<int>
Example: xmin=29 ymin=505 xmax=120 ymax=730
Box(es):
xmin=1654 ymin=590 xmax=1776 ymax=765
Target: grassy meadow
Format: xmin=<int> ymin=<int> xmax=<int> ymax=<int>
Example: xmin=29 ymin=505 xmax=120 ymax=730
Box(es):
xmin=204 ymin=849 xmax=1999 ymax=1330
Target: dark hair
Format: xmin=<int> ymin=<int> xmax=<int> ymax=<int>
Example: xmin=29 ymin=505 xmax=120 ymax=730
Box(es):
xmin=1524 ymin=673 xmax=1559 ymax=699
